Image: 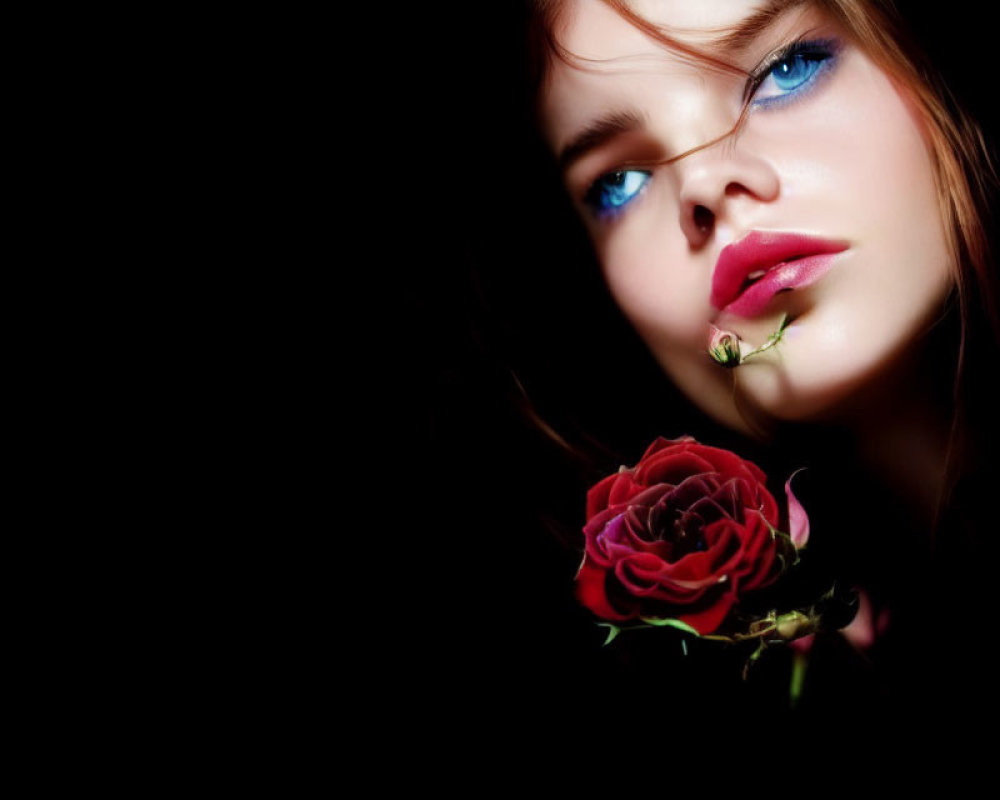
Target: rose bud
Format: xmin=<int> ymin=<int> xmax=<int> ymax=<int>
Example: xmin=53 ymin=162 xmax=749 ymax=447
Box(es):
xmin=708 ymin=326 xmax=742 ymax=368
xmin=775 ymin=610 xmax=815 ymax=641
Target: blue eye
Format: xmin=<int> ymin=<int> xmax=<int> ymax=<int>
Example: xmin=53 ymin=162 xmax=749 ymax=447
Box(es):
xmin=584 ymin=170 xmax=651 ymax=219
xmin=750 ymin=39 xmax=841 ymax=108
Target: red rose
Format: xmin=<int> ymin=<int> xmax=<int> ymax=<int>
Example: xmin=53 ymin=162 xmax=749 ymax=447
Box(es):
xmin=576 ymin=436 xmax=806 ymax=635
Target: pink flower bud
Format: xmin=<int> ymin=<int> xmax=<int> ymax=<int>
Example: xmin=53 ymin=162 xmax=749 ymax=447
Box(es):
xmin=708 ymin=325 xmax=741 ymax=368
xmin=784 ymin=469 xmax=810 ymax=549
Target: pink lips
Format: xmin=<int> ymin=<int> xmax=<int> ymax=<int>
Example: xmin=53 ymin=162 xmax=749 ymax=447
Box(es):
xmin=711 ymin=231 xmax=849 ymax=318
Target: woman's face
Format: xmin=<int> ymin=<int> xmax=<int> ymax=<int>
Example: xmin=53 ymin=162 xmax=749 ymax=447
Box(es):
xmin=539 ymin=0 xmax=956 ymax=434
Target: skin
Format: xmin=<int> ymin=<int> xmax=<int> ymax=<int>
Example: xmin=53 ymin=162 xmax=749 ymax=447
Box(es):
xmin=538 ymin=0 xmax=956 ymax=441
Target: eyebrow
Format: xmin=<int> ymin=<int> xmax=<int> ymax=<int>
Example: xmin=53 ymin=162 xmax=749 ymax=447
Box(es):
xmin=714 ymin=0 xmax=807 ymax=52
xmin=556 ymin=0 xmax=807 ymax=173
xmin=558 ymin=109 xmax=648 ymax=173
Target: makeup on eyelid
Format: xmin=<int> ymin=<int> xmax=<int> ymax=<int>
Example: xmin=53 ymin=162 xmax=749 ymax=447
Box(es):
xmin=749 ymin=38 xmax=842 ymax=108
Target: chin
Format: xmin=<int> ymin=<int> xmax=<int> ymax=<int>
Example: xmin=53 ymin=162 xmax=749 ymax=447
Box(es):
xmin=729 ymin=331 xmax=931 ymax=428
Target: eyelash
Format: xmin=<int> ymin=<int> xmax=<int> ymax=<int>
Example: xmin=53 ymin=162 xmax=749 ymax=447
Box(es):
xmin=582 ymin=169 xmax=652 ymax=221
xmin=746 ymin=37 xmax=842 ymax=108
xmin=581 ymin=37 xmax=843 ymax=221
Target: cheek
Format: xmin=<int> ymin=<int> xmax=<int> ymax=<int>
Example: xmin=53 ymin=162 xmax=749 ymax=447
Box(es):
xmin=596 ymin=222 xmax=752 ymax=433
xmin=770 ymin=60 xmax=954 ymax=330
xmin=737 ymin=66 xmax=956 ymax=421
xmin=596 ymin=212 xmax=709 ymax=348
xmin=825 ymin=71 xmax=955 ymax=322
xmin=838 ymin=80 xmax=943 ymax=236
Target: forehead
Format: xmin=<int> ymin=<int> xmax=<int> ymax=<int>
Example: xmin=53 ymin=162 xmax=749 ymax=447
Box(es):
xmin=539 ymin=0 xmax=809 ymax=148
xmin=632 ymin=0 xmax=782 ymax=28
xmin=550 ymin=0 xmax=785 ymax=58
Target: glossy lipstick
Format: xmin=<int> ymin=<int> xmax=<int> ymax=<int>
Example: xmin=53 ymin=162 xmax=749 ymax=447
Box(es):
xmin=711 ymin=231 xmax=849 ymax=318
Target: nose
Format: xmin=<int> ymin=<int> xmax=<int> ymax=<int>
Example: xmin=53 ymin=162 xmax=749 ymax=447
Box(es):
xmin=677 ymin=141 xmax=781 ymax=248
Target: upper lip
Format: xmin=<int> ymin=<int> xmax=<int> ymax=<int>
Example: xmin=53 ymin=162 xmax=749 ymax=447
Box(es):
xmin=710 ymin=231 xmax=849 ymax=312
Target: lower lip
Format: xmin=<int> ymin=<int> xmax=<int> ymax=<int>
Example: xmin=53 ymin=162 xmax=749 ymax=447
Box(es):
xmin=721 ymin=253 xmax=843 ymax=318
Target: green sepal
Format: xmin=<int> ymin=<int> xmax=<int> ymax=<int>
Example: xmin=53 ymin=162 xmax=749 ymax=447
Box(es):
xmin=708 ymin=345 xmax=741 ymax=368
xmin=754 ymin=508 xmax=801 ymax=567
xmin=742 ymin=640 xmax=769 ymax=681
xmin=639 ymin=617 xmax=701 ymax=636
xmin=818 ymin=583 xmax=838 ymax=603
xmin=596 ymin=623 xmax=621 ymax=646
xmin=756 ymin=509 xmax=782 ymax=540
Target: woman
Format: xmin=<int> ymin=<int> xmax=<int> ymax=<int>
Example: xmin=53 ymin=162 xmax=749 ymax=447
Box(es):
xmin=432 ymin=0 xmax=1000 ymax=728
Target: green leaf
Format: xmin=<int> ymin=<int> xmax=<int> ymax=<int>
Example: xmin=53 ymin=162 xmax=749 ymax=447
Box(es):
xmin=596 ymin=623 xmax=620 ymax=646
xmin=639 ymin=617 xmax=701 ymax=636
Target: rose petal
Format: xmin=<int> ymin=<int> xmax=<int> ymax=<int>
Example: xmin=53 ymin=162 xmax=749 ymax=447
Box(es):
xmin=628 ymin=483 xmax=674 ymax=507
xmin=698 ymin=445 xmax=766 ymax=485
xmin=699 ymin=519 xmax=745 ymax=575
xmin=785 ymin=468 xmax=810 ymax=549
xmin=575 ymin=559 xmax=633 ymax=621
xmin=585 ymin=473 xmax=622 ymax=520
xmin=670 ymin=474 xmax=722 ymax=510
xmin=735 ymin=527 xmax=779 ymax=591
xmin=605 ymin=479 xmax=640 ymax=511
xmin=639 ymin=436 xmax=696 ymax=461
xmin=615 ymin=555 xmax=714 ymax=603
xmin=677 ymin=590 xmax=737 ymax=635
xmin=584 ymin=512 xmax=628 ymax=567
xmin=636 ymin=451 xmax=715 ymax=486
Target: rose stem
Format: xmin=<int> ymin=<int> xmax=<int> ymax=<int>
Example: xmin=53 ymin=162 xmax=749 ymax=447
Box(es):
xmin=789 ymin=651 xmax=809 ymax=709
xmin=741 ymin=313 xmax=791 ymax=362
